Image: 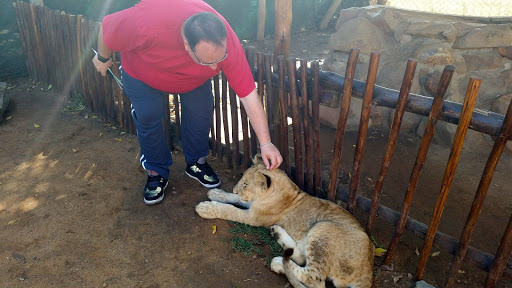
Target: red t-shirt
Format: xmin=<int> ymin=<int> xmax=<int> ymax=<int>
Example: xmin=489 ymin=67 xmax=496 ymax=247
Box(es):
xmin=101 ymin=0 xmax=255 ymax=97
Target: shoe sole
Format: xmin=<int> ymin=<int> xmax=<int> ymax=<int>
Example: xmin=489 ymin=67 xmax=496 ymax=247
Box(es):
xmin=185 ymin=171 xmax=221 ymax=188
xmin=144 ymin=181 xmax=168 ymax=205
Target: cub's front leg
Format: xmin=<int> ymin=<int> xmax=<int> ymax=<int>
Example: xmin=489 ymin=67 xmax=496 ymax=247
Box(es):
xmin=207 ymin=188 xmax=250 ymax=209
xmin=195 ymin=201 xmax=260 ymax=226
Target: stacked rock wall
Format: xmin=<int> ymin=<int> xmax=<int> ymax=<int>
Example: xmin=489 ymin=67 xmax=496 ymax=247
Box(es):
xmin=322 ymin=6 xmax=512 ymax=148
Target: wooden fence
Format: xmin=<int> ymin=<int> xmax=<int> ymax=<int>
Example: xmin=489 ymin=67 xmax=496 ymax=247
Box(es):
xmin=13 ymin=2 xmax=512 ymax=287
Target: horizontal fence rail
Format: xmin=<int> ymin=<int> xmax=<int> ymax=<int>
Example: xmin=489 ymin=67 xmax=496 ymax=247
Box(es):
xmin=14 ymin=2 xmax=512 ymax=287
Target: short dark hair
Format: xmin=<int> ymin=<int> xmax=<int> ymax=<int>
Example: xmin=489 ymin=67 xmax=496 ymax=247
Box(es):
xmin=183 ymin=12 xmax=227 ymax=51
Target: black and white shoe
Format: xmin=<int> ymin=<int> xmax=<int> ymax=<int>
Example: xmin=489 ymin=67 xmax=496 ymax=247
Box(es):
xmin=185 ymin=161 xmax=221 ymax=188
xmin=143 ymin=174 xmax=168 ymax=205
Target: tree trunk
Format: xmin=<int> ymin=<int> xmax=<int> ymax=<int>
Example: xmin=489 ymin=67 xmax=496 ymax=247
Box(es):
xmin=274 ymin=0 xmax=292 ymax=57
xmin=257 ymin=0 xmax=266 ymax=41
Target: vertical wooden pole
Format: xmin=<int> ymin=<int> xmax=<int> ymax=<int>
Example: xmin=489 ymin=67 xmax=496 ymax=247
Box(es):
xmin=415 ymin=77 xmax=481 ymax=280
xmin=210 ymin=82 xmax=216 ymax=157
xmin=311 ymin=61 xmax=321 ymax=196
xmin=213 ymin=75 xmax=222 ymax=160
xmin=446 ymin=96 xmax=512 ymax=287
xmin=173 ymin=95 xmax=181 ymax=141
xmin=299 ymin=60 xmax=313 ymax=194
xmin=367 ymin=58 xmax=417 ymax=234
xmin=230 ymin=86 xmax=240 ymax=170
xmin=163 ymin=94 xmax=172 ymax=149
xmin=327 ymin=48 xmax=359 ymax=202
xmin=486 ymin=213 xmax=512 ymax=287
xmin=287 ymin=57 xmax=304 ymax=189
xmin=222 ymin=73 xmax=232 ymax=168
xmin=277 ymin=55 xmax=290 ymax=176
xmin=264 ymin=54 xmax=275 ymax=143
xmin=384 ymin=65 xmax=455 ymax=264
xmin=348 ymin=52 xmax=380 ymax=214
xmin=245 ymin=46 xmax=258 ymax=158
xmin=274 ymin=0 xmax=292 ymax=57
xmin=240 ymin=103 xmax=250 ymax=169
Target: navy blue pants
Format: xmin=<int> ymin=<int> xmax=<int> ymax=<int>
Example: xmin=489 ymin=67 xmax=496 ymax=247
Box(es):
xmin=121 ymin=68 xmax=213 ymax=179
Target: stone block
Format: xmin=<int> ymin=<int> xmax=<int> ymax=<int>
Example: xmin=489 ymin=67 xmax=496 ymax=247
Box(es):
xmin=328 ymin=17 xmax=387 ymax=55
xmin=454 ymin=24 xmax=512 ymax=49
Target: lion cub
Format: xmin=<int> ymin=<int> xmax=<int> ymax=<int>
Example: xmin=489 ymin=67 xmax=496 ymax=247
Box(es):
xmin=195 ymin=164 xmax=374 ymax=288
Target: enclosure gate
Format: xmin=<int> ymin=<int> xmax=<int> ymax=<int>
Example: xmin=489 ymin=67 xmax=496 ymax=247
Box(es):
xmin=14 ymin=2 xmax=512 ymax=287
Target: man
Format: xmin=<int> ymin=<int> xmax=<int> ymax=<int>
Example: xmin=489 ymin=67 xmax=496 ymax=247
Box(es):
xmin=92 ymin=0 xmax=282 ymax=205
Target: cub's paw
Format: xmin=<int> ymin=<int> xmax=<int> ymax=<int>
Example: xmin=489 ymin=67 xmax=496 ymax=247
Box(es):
xmin=195 ymin=201 xmax=219 ymax=219
xmin=207 ymin=188 xmax=228 ymax=202
xmin=270 ymin=225 xmax=295 ymax=250
xmin=270 ymin=256 xmax=284 ymax=274
xmin=270 ymin=225 xmax=282 ymax=241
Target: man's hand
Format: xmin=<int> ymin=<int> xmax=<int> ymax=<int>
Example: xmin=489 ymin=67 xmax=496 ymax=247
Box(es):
xmin=261 ymin=143 xmax=283 ymax=170
xmin=92 ymin=54 xmax=113 ymax=77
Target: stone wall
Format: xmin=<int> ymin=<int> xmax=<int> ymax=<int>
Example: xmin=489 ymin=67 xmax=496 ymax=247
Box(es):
xmin=321 ymin=6 xmax=512 ymax=148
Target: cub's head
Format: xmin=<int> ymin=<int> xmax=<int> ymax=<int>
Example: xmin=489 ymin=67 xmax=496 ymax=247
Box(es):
xmin=233 ymin=161 xmax=297 ymax=203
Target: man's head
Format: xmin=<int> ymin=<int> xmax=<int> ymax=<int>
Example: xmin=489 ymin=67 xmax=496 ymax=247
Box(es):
xmin=182 ymin=12 xmax=227 ymax=69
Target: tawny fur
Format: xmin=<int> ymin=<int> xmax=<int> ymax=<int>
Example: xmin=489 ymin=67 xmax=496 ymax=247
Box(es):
xmin=195 ymin=163 xmax=374 ymax=288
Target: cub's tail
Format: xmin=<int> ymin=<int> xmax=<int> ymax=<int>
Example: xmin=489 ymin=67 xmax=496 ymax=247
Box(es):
xmin=283 ymin=248 xmax=308 ymax=288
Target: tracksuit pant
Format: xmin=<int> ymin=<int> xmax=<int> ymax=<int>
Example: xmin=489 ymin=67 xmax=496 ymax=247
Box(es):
xmin=121 ymin=68 xmax=213 ymax=179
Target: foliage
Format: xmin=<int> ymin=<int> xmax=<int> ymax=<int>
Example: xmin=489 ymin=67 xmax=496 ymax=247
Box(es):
xmin=63 ymin=91 xmax=86 ymax=114
xmin=227 ymin=220 xmax=283 ymax=264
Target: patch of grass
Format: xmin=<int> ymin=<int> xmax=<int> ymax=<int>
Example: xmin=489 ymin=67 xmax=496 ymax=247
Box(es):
xmin=227 ymin=221 xmax=283 ymax=264
xmin=63 ymin=91 xmax=86 ymax=114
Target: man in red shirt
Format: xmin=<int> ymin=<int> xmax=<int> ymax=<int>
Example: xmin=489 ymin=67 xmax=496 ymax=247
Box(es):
xmin=92 ymin=0 xmax=282 ymax=205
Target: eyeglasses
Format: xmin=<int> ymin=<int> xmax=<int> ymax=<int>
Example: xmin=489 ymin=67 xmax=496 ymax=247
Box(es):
xmin=191 ymin=48 xmax=228 ymax=66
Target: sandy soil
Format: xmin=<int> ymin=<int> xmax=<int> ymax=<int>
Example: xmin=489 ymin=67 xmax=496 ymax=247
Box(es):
xmin=1 ymin=31 xmax=512 ymax=288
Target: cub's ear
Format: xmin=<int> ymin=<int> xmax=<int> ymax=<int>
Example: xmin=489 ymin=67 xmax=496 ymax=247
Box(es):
xmin=252 ymin=153 xmax=264 ymax=166
xmin=257 ymin=170 xmax=272 ymax=190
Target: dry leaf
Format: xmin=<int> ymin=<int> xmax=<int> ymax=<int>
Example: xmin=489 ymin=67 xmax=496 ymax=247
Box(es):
xmin=415 ymin=248 xmax=420 ymax=255
xmin=34 ymin=123 xmax=40 ymax=128
xmin=431 ymin=251 xmax=440 ymax=257
xmin=212 ymin=225 xmax=217 ymax=234
xmin=72 ymin=148 xmax=79 ymax=153
xmin=393 ymin=274 xmax=403 ymax=284
xmin=48 ymin=84 xmax=52 ymax=90
xmin=92 ymin=115 xmax=98 ymax=119
xmin=99 ymin=133 xmax=103 ymax=137
xmin=366 ymin=177 xmax=373 ymax=182
xmin=458 ymin=270 xmax=465 ymax=274
xmin=7 ymin=85 xmax=16 ymax=90
xmin=6 ymin=116 xmax=12 ymax=120
xmin=115 ymin=138 xmax=122 ymax=142
xmin=8 ymin=219 xmax=17 ymax=225
xmin=374 ymin=247 xmax=387 ymax=257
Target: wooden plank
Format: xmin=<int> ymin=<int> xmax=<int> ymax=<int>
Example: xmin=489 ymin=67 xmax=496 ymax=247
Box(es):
xmin=327 ymin=48 xmax=359 ymax=201
xmin=384 ymin=65 xmax=455 ymax=264
xmin=367 ymin=58 xmax=417 ymax=234
xmin=415 ymin=77 xmax=481 ymax=280
xmin=348 ymin=52 xmax=381 ymax=214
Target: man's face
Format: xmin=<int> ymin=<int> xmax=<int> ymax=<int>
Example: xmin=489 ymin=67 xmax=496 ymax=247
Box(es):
xmin=185 ymin=40 xmax=227 ymax=70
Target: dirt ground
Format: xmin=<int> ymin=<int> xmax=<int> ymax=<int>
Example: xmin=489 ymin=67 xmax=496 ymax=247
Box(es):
xmin=2 ymin=32 xmax=512 ymax=288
